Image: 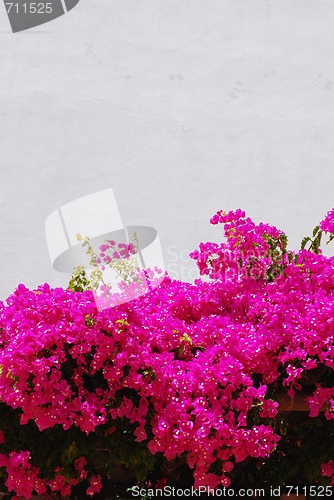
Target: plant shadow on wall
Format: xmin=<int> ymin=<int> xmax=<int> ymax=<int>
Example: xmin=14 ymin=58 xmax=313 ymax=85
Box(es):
xmin=2 ymin=209 xmax=334 ymax=497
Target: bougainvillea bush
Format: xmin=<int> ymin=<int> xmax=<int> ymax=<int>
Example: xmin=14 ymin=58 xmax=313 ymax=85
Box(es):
xmin=2 ymin=208 xmax=334 ymax=498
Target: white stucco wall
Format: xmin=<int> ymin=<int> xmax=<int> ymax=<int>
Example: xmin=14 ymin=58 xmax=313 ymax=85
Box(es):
xmin=1 ymin=0 xmax=334 ymax=300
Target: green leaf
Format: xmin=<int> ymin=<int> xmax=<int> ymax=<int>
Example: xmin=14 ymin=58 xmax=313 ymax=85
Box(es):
xmin=66 ymin=441 xmax=78 ymax=463
xmin=300 ymin=237 xmax=311 ymax=250
xmin=180 ymin=333 xmax=193 ymax=345
xmin=313 ymin=225 xmax=320 ymax=237
xmin=280 ymin=418 xmax=288 ymax=436
xmin=280 ymin=234 xmax=288 ymax=251
xmin=179 ymin=345 xmax=185 ymax=357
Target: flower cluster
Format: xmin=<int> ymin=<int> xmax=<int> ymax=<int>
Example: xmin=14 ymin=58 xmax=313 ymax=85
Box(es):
xmin=190 ymin=209 xmax=287 ymax=282
xmin=1 ymin=208 xmax=334 ymax=496
xmin=320 ymin=209 xmax=334 ymax=235
xmin=72 ymin=234 xmax=163 ymax=310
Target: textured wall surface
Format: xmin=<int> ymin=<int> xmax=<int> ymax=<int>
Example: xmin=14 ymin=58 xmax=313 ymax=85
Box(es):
xmin=1 ymin=0 xmax=334 ymax=299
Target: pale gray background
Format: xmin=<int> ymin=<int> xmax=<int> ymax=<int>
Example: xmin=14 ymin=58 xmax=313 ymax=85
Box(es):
xmin=1 ymin=0 xmax=334 ymax=300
